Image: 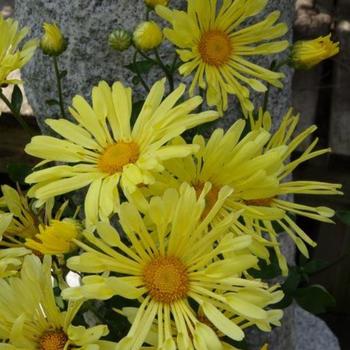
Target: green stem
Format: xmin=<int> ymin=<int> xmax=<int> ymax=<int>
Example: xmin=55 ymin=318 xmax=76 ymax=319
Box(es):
xmin=170 ymin=52 xmax=178 ymax=73
xmin=53 ymin=56 xmax=66 ymax=118
xmin=0 ymin=89 xmax=34 ymax=137
xmin=133 ymin=50 xmax=150 ymax=92
xmin=154 ymin=49 xmax=175 ymax=91
xmin=145 ymin=7 xmax=151 ymax=20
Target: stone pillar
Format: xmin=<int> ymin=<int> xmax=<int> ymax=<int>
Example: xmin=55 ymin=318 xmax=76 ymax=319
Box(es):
xmin=15 ymin=1 xmax=339 ymax=349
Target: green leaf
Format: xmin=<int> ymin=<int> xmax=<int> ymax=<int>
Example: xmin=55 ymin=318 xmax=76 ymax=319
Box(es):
xmin=302 ymin=259 xmax=330 ymax=275
xmin=249 ymin=249 xmax=282 ymax=279
xmin=336 ymin=210 xmax=350 ymax=226
xmin=283 ymin=266 xmax=301 ymax=294
xmin=295 ymin=285 xmax=336 ymax=314
xmin=45 ymin=99 xmax=60 ymax=106
xmin=125 ymin=60 xmax=156 ymax=74
xmin=132 ymin=76 xmax=140 ymax=85
xmin=59 ymin=70 xmax=67 ymax=79
xmin=131 ymin=100 xmax=144 ymax=127
xmin=7 ymin=163 xmax=32 ymax=185
xmin=11 ymin=85 xmax=23 ymax=115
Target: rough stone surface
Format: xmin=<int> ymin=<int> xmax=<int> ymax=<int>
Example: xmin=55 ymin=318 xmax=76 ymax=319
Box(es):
xmin=15 ymin=0 xmax=339 ymax=349
xmin=295 ymin=305 xmax=340 ymax=350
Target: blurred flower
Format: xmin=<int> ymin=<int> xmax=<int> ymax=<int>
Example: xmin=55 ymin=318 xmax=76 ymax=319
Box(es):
xmin=291 ymin=34 xmax=339 ymax=69
xmin=133 ymin=21 xmax=163 ymax=50
xmin=24 ymin=79 xmax=218 ymax=226
xmin=63 ymin=184 xmax=283 ymax=349
xmin=108 ymin=29 xmax=132 ymax=51
xmin=145 ymin=0 xmax=168 ymax=8
xmin=0 ymin=255 xmax=116 ymax=349
xmin=0 ymin=184 xmax=80 ymax=268
xmin=25 ymin=219 xmax=80 ymax=255
xmin=156 ymin=0 xmax=288 ymax=115
xmin=41 ymin=22 xmax=67 ymax=56
xmin=0 ymin=14 xmax=38 ymax=85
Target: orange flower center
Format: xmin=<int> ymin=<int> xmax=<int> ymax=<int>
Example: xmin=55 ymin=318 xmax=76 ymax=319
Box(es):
xmin=143 ymin=256 xmax=189 ymax=304
xmin=198 ymin=30 xmax=233 ymax=66
xmin=39 ymin=330 xmax=68 ymax=350
xmin=193 ymin=182 xmax=220 ymax=218
xmin=98 ymin=142 xmax=139 ymax=174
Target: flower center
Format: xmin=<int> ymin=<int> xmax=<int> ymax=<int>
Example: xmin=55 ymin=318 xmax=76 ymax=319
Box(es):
xmin=143 ymin=256 xmax=189 ymax=304
xmin=98 ymin=142 xmax=139 ymax=174
xmin=39 ymin=330 xmax=68 ymax=350
xmin=193 ymin=182 xmax=220 ymax=218
xmin=198 ymin=30 xmax=232 ymax=66
xmin=244 ymin=197 xmax=274 ymax=206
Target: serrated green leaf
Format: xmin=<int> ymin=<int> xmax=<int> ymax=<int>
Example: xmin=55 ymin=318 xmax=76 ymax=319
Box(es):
xmin=11 ymin=85 xmax=23 ymax=115
xmin=295 ymin=285 xmax=336 ymax=314
xmin=7 ymin=163 xmax=32 ymax=185
xmin=282 ymin=266 xmax=301 ymax=294
xmin=125 ymin=60 xmax=155 ymax=74
xmin=337 ymin=210 xmax=350 ymax=226
xmin=249 ymin=249 xmax=282 ymax=279
xmin=59 ymin=70 xmax=67 ymax=79
xmin=302 ymin=259 xmax=330 ymax=275
xmin=45 ymin=99 xmax=60 ymax=106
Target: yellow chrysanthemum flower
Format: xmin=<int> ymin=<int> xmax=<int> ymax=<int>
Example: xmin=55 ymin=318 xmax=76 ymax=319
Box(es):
xmin=25 ymin=79 xmax=219 ymax=226
xmin=140 ymin=112 xmax=342 ymax=275
xmin=40 ymin=23 xmax=67 ymax=56
xmin=0 ymin=185 xmax=80 ymax=260
xmin=145 ymin=0 xmax=168 ymax=8
xmin=0 ymin=254 xmax=116 ymax=350
xmin=0 ymin=14 xmax=38 ymax=85
xmin=133 ymin=119 xmax=285 ymax=257
xmin=122 ymin=285 xmax=282 ymax=349
xmin=62 ymin=184 xmax=283 ymax=349
xmin=0 ymin=247 xmax=29 ymax=278
xmin=239 ymin=109 xmax=342 ymax=274
xmin=133 ymin=21 xmax=163 ymax=50
xmin=291 ymin=34 xmax=339 ymax=70
xmin=25 ymin=219 xmax=80 ymax=255
xmin=156 ymin=0 xmax=288 ymax=114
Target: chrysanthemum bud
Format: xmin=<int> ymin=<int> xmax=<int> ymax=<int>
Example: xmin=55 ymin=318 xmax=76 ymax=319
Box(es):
xmin=133 ymin=21 xmax=163 ymax=51
xmin=144 ymin=0 xmax=168 ymax=8
xmin=40 ymin=23 xmax=67 ymax=56
xmin=108 ymin=29 xmax=132 ymax=52
xmin=291 ymin=34 xmax=339 ymax=70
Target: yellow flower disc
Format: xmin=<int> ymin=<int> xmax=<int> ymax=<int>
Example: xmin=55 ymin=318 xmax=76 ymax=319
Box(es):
xmin=39 ymin=330 xmax=68 ymax=350
xmin=98 ymin=142 xmax=139 ymax=174
xmin=198 ymin=30 xmax=233 ymax=67
xmin=143 ymin=256 xmax=189 ymax=304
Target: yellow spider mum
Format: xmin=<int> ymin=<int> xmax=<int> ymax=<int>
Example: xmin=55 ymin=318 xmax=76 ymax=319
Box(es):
xmin=0 ymin=255 xmax=116 ymax=350
xmin=122 ymin=285 xmax=282 ymax=349
xmin=25 ymin=219 xmax=80 ymax=255
xmin=62 ymin=184 xmax=283 ymax=349
xmin=134 ymin=119 xmax=286 ymax=259
xmin=0 ymin=185 xmax=80 ymax=261
xmin=40 ymin=23 xmax=67 ymax=56
xmin=156 ymin=0 xmax=288 ymax=114
xmin=240 ymin=109 xmax=342 ymax=274
xmin=291 ymin=34 xmax=339 ymax=70
xmin=25 ymin=79 xmax=219 ymax=226
xmin=0 ymin=14 xmax=38 ymax=85
xmin=140 ymin=112 xmax=342 ymax=275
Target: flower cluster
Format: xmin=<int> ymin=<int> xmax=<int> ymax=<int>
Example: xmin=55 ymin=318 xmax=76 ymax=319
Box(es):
xmin=0 ymin=0 xmax=342 ymax=349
